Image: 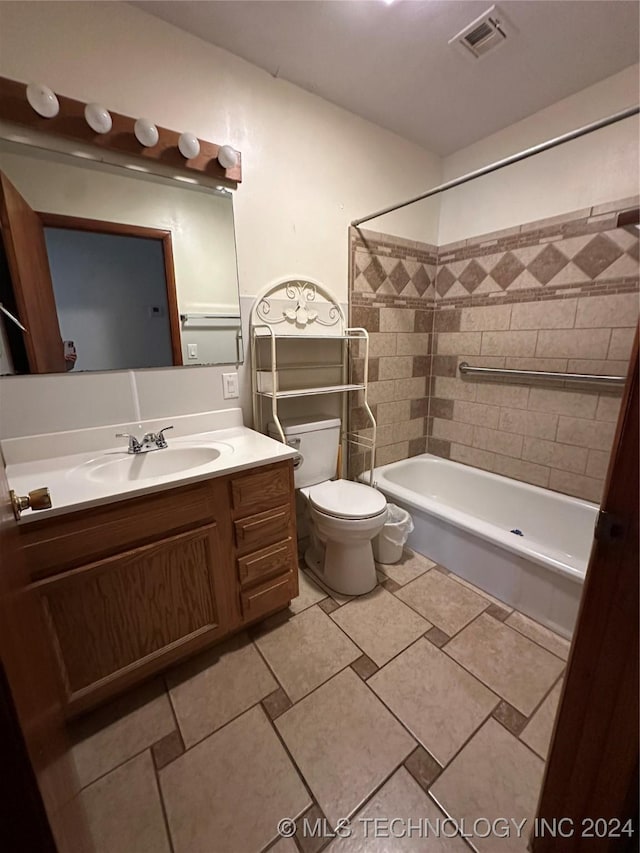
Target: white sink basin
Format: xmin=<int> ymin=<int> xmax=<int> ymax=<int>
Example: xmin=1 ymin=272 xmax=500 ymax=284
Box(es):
xmin=79 ymin=445 xmax=227 ymax=484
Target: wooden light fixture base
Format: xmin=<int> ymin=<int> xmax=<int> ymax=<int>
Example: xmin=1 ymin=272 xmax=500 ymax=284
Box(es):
xmin=0 ymin=76 xmax=242 ymax=183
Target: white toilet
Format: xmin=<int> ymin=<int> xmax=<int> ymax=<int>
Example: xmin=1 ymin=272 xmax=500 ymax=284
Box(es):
xmin=269 ymin=415 xmax=387 ymax=595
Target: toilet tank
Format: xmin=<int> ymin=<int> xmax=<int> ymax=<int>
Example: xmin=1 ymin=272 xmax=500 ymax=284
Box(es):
xmin=268 ymin=415 xmax=341 ymax=488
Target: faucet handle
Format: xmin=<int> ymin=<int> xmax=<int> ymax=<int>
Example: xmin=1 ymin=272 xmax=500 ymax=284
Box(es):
xmin=156 ymin=425 xmax=174 ymax=448
xmin=115 ymin=432 xmax=142 ymax=453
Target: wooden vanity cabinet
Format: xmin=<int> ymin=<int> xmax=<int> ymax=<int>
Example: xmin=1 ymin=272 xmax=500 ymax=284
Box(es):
xmin=19 ymin=459 xmax=298 ymax=716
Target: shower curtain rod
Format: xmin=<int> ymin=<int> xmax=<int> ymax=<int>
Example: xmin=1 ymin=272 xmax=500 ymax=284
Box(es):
xmin=351 ymin=105 xmax=640 ymax=227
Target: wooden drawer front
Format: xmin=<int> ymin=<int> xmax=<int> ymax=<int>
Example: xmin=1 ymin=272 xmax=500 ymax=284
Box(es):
xmin=231 ymin=464 xmax=290 ymax=515
xmin=234 ymin=505 xmax=290 ymax=552
xmin=237 ymin=538 xmax=296 ymax=588
xmin=240 ymin=571 xmax=296 ymax=621
xmin=35 ymin=524 xmax=225 ymax=701
xmin=21 ymin=478 xmax=223 ymax=580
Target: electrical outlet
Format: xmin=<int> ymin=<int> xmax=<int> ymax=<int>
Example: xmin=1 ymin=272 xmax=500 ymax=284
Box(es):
xmin=188 ymin=343 xmax=198 ymax=359
xmin=222 ymin=372 xmax=239 ymax=399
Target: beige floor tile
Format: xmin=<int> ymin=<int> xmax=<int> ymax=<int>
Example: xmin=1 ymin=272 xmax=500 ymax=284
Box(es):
xmin=445 ymin=615 xmax=565 ymax=715
xmin=369 ymin=639 xmax=498 ymax=765
xmin=70 ymin=679 xmax=175 ymax=789
xmin=288 ymin=569 xmax=327 ymax=614
xmin=331 ymin=587 xmax=430 ymax=666
xmin=506 ymin=612 xmax=571 ymax=661
xmin=445 ymin=572 xmax=513 ymax=610
xmin=276 ymin=668 xmax=416 ymax=826
xmin=166 ymin=632 xmax=277 ymax=747
xmin=521 ymin=680 xmax=563 ymax=759
xmin=327 ymin=767 xmax=468 ymax=852
xmin=269 ymin=838 xmax=299 ymax=852
xmin=161 ymin=705 xmax=311 ymax=853
xmin=255 ymin=605 xmax=360 ymax=702
xmin=376 ymin=548 xmax=436 ymax=586
xmin=431 ymin=720 xmax=543 ymax=852
xmin=80 ymin=751 xmax=170 ymax=853
xmin=396 ymin=570 xmax=488 ymax=636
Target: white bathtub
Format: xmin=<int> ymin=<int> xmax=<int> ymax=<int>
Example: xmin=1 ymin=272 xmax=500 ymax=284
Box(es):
xmin=370 ymin=454 xmax=599 ymax=637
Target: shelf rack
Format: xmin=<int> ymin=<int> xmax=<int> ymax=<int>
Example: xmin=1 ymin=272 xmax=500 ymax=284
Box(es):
xmin=250 ymin=279 xmax=377 ymax=484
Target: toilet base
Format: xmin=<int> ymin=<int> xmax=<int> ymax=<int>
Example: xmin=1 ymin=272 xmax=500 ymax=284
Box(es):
xmin=305 ymin=541 xmax=377 ymax=596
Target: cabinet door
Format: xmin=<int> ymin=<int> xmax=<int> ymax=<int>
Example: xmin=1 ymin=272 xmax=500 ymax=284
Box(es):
xmin=34 ymin=523 xmax=229 ymax=714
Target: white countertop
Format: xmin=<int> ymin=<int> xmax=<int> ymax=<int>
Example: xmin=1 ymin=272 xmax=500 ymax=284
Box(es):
xmin=7 ymin=425 xmax=297 ymax=524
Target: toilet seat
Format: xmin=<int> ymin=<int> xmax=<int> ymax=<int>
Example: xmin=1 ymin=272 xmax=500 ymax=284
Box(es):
xmin=304 ymin=479 xmax=387 ymax=520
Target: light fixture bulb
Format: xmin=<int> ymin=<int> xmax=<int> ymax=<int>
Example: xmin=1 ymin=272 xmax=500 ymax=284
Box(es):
xmin=134 ymin=118 xmax=159 ymax=147
xmin=178 ymin=132 xmax=200 ymax=159
xmin=217 ymin=144 xmax=238 ymax=170
xmin=84 ymin=103 xmax=112 ymax=134
xmin=26 ymin=83 xmax=59 ymax=118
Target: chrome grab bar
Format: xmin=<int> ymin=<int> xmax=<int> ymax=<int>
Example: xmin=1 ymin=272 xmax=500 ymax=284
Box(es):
xmin=458 ymin=361 xmax=626 ymax=387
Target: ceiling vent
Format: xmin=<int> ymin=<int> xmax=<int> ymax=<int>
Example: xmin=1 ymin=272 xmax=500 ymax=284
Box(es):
xmin=449 ymin=5 xmax=510 ymax=59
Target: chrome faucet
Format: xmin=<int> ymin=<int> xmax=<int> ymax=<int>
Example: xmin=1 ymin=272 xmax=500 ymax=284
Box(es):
xmin=116 ymin=426 xmax=174 ymax=454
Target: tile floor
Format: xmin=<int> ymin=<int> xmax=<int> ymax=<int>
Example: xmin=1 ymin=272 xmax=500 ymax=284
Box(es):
xmin=69 ymin=547 xmax=570 ymax=853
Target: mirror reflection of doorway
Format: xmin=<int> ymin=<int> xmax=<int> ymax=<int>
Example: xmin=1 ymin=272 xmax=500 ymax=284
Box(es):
xmin=44 ymin=225 xmax=177 ymax=372
xmin=0 ymin=170 xmax=182 ymax=373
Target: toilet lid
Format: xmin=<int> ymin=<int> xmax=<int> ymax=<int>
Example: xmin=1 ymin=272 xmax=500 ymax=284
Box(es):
xmin=307 ymin=479 xmax=387 ymax=520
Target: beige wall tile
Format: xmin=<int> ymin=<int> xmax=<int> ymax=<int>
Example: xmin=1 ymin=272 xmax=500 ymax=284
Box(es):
xmin=556 ymin=416 xmax=616 ymax=451
xmin=377 ymin=442 xmax=409 ymax=466
xmin=567 ymin=359 xmax=630 ymax=375
xmin=376 ymin=399 xmax=412 ymax=425
xmin=522 ymin=436 xmax=588 ymax=474
xmin=368 ymin=333 xmax=397 ymax=357
xmin=367 ymin=380 xmax=397 ymax=405
xmin=499 ymin=408 xmax=558 ymax=439
xmin=575 ymin=293 xmax=639 ymax=329
xmin=586 ymin=449 xmax=610 ymax=479
xmin=450 ymin=443 xmax=495 ymax=471
xmin=434 ymin=376 xmax=477 ymax=402
xmin=474 ymin=425 xmax=523 ymax=458
xmin=528 ymin=387 xmax=598 ymax=418
xmin=459 ymin=304 xmax=511 ymax=331
xmin=481 ymin=330 xmax=537 ymax=357
xmin=595 ymin=395 xmax=623 ymax=422
xmin=492 ymin=454 xmax=550 ymax=488
xmin=536 ymin=328 xmax=611 ymax=359
xmin=394 ymin=376 xmax=427 ymax=400
xmin=510 ymin=299 xmax=577 ymax=330
xmin=432 ymin=417 xmax=474 ymax=445
xmin=476 ymin=383 xmax=530 ymax=409
xmin=452 ymin=400 xmax=500 ymax=429
xmin=380 ymin=308 xmax=415 ymax=332
xmin=549 ymin=469 xmax=603 ymax=502
xmin=609 ymin=328 xmax=635 ymax=361
xmin=378 ymin=356 xmax=414 ymax=380
xmin=590 ymin=196 xmax=639 ymax=215
xmin=396 ymin=333 xmax=430 ymax=355
xmin=505 ymin=357 xmax=568 ymax=372
xmin=436 ymin=331 xmax=482 ymax=355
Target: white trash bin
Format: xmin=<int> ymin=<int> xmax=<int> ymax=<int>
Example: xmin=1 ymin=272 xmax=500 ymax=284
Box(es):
xmin=373 ymin=504 xmax=414 ymax=564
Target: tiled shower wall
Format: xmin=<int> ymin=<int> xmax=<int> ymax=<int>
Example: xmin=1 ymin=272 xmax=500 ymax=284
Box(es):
xmin=349 ymin=199 xmax=639 ymax=501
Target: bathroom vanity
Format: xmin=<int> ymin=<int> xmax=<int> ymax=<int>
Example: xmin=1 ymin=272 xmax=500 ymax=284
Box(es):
xmin=9 ymin=424 xmax=299 ymax=717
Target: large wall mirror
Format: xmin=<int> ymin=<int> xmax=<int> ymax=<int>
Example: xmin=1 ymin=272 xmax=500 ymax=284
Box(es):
xmin=0 ymin=136 xmax=242 ymax=375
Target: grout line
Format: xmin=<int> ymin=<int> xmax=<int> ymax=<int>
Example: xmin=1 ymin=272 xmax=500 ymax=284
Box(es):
xmin=151 ymin=750 xmax=176 ymax=853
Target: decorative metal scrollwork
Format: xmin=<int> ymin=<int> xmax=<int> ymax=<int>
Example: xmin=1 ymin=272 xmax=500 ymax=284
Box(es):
xmin=255 ymin=280 xmax=341 ymax=328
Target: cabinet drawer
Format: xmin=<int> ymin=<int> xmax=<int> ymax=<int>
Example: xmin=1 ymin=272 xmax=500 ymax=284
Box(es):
xmin=240 ymin=571 xmax=296 ymax=621
xmin=234 ymin=505 xmax=290 ymax=552
xmin=231 ymin=464 xmax=290 ymax=515
xmin=237 ymin=538 xmax=296 ymax=588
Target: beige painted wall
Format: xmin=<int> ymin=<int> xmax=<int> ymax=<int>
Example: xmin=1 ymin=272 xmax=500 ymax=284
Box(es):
xmin=436 ymin=65 xmax=639 ymax=245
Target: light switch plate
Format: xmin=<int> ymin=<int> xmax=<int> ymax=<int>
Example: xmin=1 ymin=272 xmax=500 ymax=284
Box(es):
xmin=222 ymin=372 xmax=239 ymax=399
xmin=188 ymin=343 xmax=198 ymax=359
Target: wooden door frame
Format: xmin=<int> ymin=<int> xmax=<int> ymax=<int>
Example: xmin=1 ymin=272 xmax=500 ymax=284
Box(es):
xmin=39 ymin=212 xmax=184 ymax=366
xmin=532 ymin=326 xmax=639 ymax=851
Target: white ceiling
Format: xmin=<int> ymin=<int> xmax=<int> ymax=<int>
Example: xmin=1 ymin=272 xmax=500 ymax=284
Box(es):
xmin=134 ymin=0 xmax=639 ymax=155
